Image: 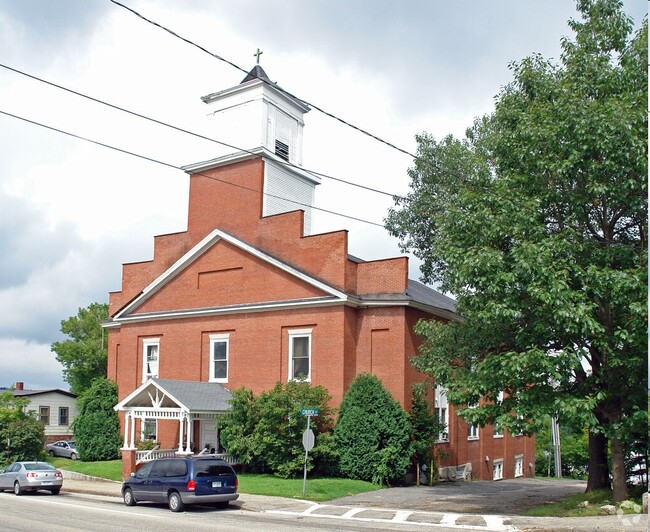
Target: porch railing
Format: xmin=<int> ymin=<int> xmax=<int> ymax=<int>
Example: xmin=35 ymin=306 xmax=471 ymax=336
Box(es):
xmin=135 ymin=448 xmax=238 ymax=465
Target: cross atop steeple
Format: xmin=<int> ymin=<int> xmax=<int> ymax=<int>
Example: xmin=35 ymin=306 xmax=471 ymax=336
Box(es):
xmin=253 ymin=48 xmax=263 ymax=64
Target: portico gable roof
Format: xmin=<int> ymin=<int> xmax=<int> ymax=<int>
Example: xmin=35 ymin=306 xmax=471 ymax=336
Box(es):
xmin=114 ymin=378 xmax=232 ymax=414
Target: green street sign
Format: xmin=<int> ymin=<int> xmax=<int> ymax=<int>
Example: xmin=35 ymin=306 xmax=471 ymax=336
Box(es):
xmin=300 ymin=408 xmax=319 ymax=417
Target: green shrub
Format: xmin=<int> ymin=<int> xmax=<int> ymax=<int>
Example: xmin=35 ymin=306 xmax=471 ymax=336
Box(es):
xmin=0 ymin=391 xmax=45 ymax=464
xmin=219 ymin=381 xmax=335 ymax=478
xmin=73 ymin=378 xmax=121 ymax=461
xmin=334 ymin=373 xmax=412 ymax=485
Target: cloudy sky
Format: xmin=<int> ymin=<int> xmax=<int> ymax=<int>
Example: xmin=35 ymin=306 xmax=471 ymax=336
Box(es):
xmin=0 ymin=0 xmax=645 ymax=391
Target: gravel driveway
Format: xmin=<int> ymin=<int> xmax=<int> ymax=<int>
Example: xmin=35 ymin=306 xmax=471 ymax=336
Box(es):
xmin=330 ymin=478 xmax=587 ymax=515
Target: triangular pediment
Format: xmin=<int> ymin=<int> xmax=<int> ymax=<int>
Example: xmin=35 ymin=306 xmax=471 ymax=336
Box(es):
xmin=113 ymin=228 xmax=347 ymax=322
xmin=114 ymin=378 xmax=232 ymax=413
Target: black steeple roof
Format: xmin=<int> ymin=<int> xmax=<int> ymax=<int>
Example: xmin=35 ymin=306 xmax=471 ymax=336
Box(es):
xmin=241 ymin=64 xmax=272 ymax=84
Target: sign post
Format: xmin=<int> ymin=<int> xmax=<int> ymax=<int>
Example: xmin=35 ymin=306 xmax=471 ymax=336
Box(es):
xmin=300 ymin=408 xmax=319 ymax=496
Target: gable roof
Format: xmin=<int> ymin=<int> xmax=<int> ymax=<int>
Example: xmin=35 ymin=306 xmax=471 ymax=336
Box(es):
xmin=3 ymin=388 xmax=77 ymax=399
xmin=107 ymin=227 xmax=458 ymax=326
xmin=114 ymin=378 xmax=232 ymax=413
xmin=111 ymin=227 xmax=349 ymax=323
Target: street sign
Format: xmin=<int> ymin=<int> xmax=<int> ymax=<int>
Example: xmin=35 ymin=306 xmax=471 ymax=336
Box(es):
xmin=301 ymin=408 xmax=319 ymax=417
xmin=302 ymin=428 xmax=315 ymax=452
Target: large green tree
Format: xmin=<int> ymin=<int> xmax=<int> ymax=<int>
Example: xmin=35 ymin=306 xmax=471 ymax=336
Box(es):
xmin=386 ymin=0 xmax=646 ymax=502
xmin=51 ymin=302 xmax=109 ymax=395
xmin=0 ymin=391 xmax=45 ymax=464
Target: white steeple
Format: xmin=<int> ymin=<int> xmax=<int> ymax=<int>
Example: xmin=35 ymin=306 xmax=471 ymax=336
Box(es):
xmin=192 ymin=60 xmax=319 ymax=234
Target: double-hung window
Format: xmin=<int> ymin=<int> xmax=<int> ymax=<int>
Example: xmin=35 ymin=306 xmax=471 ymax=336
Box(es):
xmin=434 ymin=385 xmax=449 ymax=442
xmin=142 ymin=338 xmax=160 ymax=382
xmin=288 ymin=329 xmax=311 ymax=381
xmin=493 ymin=391 xmax=504 ymax=438
xmin=514 ymin=455 xmax=524 ymax=477
xmin=493 ymin=459 xmax=504 ymax=480
xmin=39 ymin=406 xmax=50 ymax=425
xmin=467 ymin=401 xmax=479 ymax=440
xmin=209 ymin=334 xmax=229 ymax=383
xmin=58 ymin=407 xmax=69 ymax=426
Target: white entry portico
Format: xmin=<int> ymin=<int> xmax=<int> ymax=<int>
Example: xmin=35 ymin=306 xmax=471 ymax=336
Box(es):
xmin=113 ymin=378 xmax=232 ymax=454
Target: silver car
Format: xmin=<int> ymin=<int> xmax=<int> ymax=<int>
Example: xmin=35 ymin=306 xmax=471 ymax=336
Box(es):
xmin=46 ymin=440 xmax=78 ymax=460
xmin=0 ymin=461 xmax=63 ymax=495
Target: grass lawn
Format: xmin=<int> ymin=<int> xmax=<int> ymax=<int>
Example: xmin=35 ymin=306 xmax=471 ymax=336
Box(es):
xmin=237 ymin=474 xmax=382 ymax=501
xmin=49 ymin=457 xmax=382 ymax=501
xmin=523 ymin=487 xmax=644 ymax=517
xmin=48 ymin=457 xmax=123 ymax=481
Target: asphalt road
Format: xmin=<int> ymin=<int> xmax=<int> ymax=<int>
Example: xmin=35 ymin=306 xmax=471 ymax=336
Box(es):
xmin=0 ymin=490 xmax=488 ymax=532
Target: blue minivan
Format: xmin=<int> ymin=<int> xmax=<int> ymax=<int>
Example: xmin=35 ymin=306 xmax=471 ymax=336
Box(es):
xmin=122 ymin=457 xmax=239 ymax=512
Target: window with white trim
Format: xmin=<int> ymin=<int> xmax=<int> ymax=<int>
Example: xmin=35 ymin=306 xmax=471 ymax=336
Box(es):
xmin=58 ymin=407 xmax=69 ymax=426
xmin=514 ymin=455 xmax=524 ymax=477
xmin=493 ymin=459 xmax=504 ymax=480
xmin=209 ymin=333 xmax=229 ymax=383
xmin=288 ymin=329 xmax=311 ymax=381
xmin=493 ymin=392 xmax=504 ymax=438
xmin=141 ymin=418 xmax=157 ymax=441
xmin=39 ymin=406 xmax=50 ymax=425
xmin=467 ymin=401 xmax=479 ymax=440
xmin=434 ymin=385 xmax=449 ymax=442
xmin=142 ymin=338 xmax=160 ymax=382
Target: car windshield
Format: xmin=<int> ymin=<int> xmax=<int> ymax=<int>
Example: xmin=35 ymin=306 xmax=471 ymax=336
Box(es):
xmin=24 ymin=462 xmax=55 ymax=471
xmin=194 ymin=460 xmax=233 ymax=477
xmin=68 ymin=442 xmax=76 ymax=449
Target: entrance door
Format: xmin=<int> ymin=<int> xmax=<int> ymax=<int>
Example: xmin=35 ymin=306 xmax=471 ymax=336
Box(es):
xmin=200 ymin=420 xmax=218 ymax=453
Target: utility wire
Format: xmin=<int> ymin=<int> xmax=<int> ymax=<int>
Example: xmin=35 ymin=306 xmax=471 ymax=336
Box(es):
xmin=0 ymin=109 xmax=385 ymax=228
xmin=0 ymin=63 xmax=399 ymax=200
xmin=108 ymin=0 xmax=420 ymax=161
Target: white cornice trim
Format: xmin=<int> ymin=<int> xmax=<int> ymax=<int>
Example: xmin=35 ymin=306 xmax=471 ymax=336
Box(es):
xmin=181 ymin=147 xmax=320 ymax=185
xmin=113 ymin=227 xmax=348 ymax=321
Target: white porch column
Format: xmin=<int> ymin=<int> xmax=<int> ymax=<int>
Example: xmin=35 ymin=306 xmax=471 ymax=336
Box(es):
xmin=129 ymin=413 xmax=136 ymax=449
xmin=178 ymin=412 xmax=185 ymax=453
xmin=122 ymin=412 xmax=130 ymax=449
xmin=184 ymin=414 xmax=192 ymax=454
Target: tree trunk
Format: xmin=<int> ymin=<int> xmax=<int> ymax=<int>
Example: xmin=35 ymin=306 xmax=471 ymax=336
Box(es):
xmin=610 ymin=436 xmax=628 ymax=502
xmin=586 ymin=430 xmax=610 ymax=491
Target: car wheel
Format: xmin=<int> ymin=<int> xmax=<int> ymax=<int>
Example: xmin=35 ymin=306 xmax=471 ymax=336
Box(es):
xmin=14 ymin=482 xmax=23 ymax=496
xmin=50 ymin=488 xmax=61 ymax=495
xmin=123 ymin=488 xmax=136 ymax=506
xmin=70 ymin=452 xmax=77 ymax=460
xmin=168 ymin=491 xmax=185 ymax=512
xmin=48 ymin=450 xmax=55 ymax=457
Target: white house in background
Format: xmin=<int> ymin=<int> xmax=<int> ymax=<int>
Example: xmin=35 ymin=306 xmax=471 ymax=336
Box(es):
xmin=10 ymin=382 xmax=78 ymax=444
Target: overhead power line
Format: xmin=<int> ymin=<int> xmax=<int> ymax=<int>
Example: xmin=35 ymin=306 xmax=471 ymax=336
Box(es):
xmin=0 ymin=108 xmax=385 ymax=228
xmin=108 ymin=0 xmax=420 ymax=161
xmin=0 ymin=63 xmax=399 ymax=200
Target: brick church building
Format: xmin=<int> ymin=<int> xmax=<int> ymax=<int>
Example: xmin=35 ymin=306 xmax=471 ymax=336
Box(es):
xmin=106 ymin=64 xmax=534 ymax=481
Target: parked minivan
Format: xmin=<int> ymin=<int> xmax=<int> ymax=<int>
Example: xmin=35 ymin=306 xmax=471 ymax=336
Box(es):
xmin=122 ymin=457 xmax=239 ymax=512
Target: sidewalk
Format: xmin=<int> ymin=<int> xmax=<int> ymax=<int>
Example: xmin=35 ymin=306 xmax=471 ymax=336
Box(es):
xmin=60 ymin=473 xmax=648 ymax=531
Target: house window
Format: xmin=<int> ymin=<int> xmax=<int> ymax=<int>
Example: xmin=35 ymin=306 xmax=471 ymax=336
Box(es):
xmin=514 ymin=455 xmax=524 ymax=477
xmin=142 ymin=338 xmax=160 ymax=382
xmin=467 ymin=401 xmax=479 ymax=440
xmin=141 ymin=418 xmax=157 ymax=441
xmin=39 ymin=406 xmax=50 ymax=425
xmin=434 ymin=385 xmax=449 ymax=442
xmin=493 ymin=391 xmax=503 ymax=437
xmin=209 ymin=334 xmax=229 ymax=382
xmin=288 ymin=329 xmax=312 ymax=381
xmin=58 ymin=407 xmax=69 ymax=426
xmin=493 ymin=459 xmax=504 ymax=480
